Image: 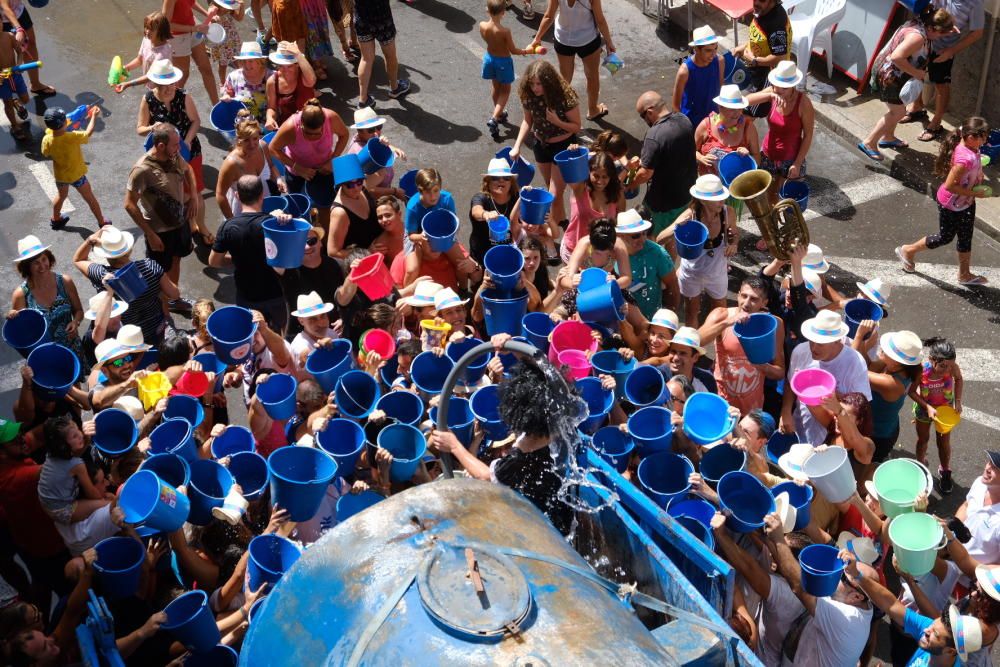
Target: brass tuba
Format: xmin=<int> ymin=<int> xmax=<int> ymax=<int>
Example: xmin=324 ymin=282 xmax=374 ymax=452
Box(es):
xmin=728 ymin=169 xmax=809 ymax=261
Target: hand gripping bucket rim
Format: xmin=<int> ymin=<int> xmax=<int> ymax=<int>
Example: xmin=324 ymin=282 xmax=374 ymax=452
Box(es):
xmin=844 ymin=298 xmax=884 ymax=339
xmin=496 ymin=146 xmax=536 ymax=187
xmin=210 ymin=425 xmax=255 ymax=459
xmin=306 ymin=339 xmax=354 ymax=394
xmin=3 ymin=308 xmax=48 ymax=357
xmin=93 ymin=408 xmax=139 ymax=457
xmin=375 ymin=390 xmax=425 ymax=425
xmin=873 ymin=458 xmax=931 ymax=519
xmin=591 ymin=426 xmax=634 ymax=473
xmin=357 ymin=136 xmax=396 ymax=174
xmin=790 ymin=368 xmax=836 ymax=406
xmin=717 ymin=470 xmax=776 ymax=532
xmin=316 ymin=418 xmax=366 ymax=476
xmin=733 ymin=312 xmax=779 ymax=365
xmin=484 ymin=244 xmax=524 ymax=293
xmin=521 ymin=312 xmax=555 ymax=351
xmin=226 ymin=451 xmax=270 ymax=501
xmin=94 ymin=536 xmax=146 ymax=598
xmin=682 ymin=392 xmax=737 ymax=445
xmin=209 ymin=99 xmax=246 ymax=137
xmin=590 ymin=350 xmax=636 ymax=400
xmin=674 ymin=220 xmax=709 ymax=261
xmin=161 ymin=589 xmax=221 ymax=652
xmin=361 ymin=328 xmax=397 ymax=362
xmin=471 ymin=384 xmax=509 ymax=441
xmin=335 ymin=370 xmax=382 ymax=419
xmin=377 ymin=422 xmax=428 ymax=482
xmin=553 ymin=146 xmax=590 ymax=184
xmin=206 ymin=306 xmax=257 ymax=365
xmin=798 ymin=544 xmax=845 ymax=597
xmin=558 ymin=349 xmax=592 ymax=381
xmin=136 ymin=371 xmax=172 ymax=411
xmin=349 ymin=252 xmax=393 ymax=300
xmin=934 ymin=405 xmax=961 ymax=434
xmin=107 ymin=262 xmax=147 ymax=302
xmin=422 ymin=209 xmax=460 ymax=253
xmin=636 ymin=451 xmax=694 ymax=507
xmin=771 ymin=481 xmax=814 ymax=531
xmin=27 ymin=343 xmax=80 ymax=400
xmin=262 ymin=216 xmax=312 ymax=269
xmin=267 ymin=445 xmax=338 ymax=521
xmin=666 ymin=496 xmax=717 ymax=529
xmin=139 ymin=454 xmax=191 ymax=489
xmin=801 ymin=446 xmax=856 ymax=503
xmin=119 ymin=470 xmax=190 ymax=532
xmin=248 ymin=533 xmax=302 ymax=591
xmin=187 ymin=459 xmax=235 ymax=526
xmin=518 ymin=186 xmax=554 ymax=225
xmin=256 ymin=372 xmax=298 ymax=421
xmin=429 ymin=396 xmax=476 ymax=447
xmin=889 ymin=511 xmax=947 ymax=576
xmin=481 ymin=289 xmax=530 ymax=337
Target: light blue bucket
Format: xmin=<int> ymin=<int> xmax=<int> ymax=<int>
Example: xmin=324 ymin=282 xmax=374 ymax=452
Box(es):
xmin=263 ymin=217 xmax=311 ymax=268
xmin=267 ymin=446 xmax=338 ymax=521
xmin=591 ymin=426 xmax=634 ymax=473
xmin=554 ymin=146 xmax=590 ymax=184
xmin=623 ymin=364 xmax=667 ymax=407
xmin=682 ymin=392 xmax=737 ymax=445
xmin=734 ymin=313 xmax=778 ymax=364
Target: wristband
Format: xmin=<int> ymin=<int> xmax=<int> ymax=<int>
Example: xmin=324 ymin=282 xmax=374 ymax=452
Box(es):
xmin=16 ymin=27 xmax=25 ymax=33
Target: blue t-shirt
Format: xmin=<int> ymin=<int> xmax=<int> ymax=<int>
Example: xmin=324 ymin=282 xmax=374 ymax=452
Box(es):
xmin=903 ymin=608 xmax=963 ymax=667
xmin=404 ymin=190 xmax=457 ymax=235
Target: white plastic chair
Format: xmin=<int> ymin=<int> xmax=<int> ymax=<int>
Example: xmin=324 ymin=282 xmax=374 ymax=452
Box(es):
xmin=790 ymin=0 xmax=847 ymax=79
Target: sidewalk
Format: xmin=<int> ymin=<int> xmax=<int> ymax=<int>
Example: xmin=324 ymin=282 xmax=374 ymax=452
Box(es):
xmin=649 ymin=1 xmax=1000 ymax=241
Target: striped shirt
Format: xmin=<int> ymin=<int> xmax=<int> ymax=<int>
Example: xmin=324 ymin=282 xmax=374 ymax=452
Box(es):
xmin=932 ymin=0 xmax=985 ymax=50
xmin=87 ymin=259 xmax=166 ymax=344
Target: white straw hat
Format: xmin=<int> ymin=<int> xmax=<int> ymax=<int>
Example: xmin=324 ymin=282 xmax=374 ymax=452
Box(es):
xmin=615 ymin=209 xmax=652 ymax=234
xmin=768 ymin=61 xmax=804 ymax=88
xmin=234 ymin=41 xmax=265 ymax=60
xmin=483 ymin=158 xmax=515 ymax=177
xmin=117 ymin=324 xmax=150 ymax=352
xmin=778 ymin=443 xmax=814 ymax=481
xmin=857 ymin=278 xmax=891 ymax=307
xmin=774 ymin=492 xmax=797 ymax=533
xmin=689 ymin=174 xmax=730 ymax=201
xmin=114 ymin=395 xmax=146 ymax=421
xmin=13 ymin=235 xmax=50 ymax=263
xmin=147 ymin=59 xmax=183 ymax=86
xmin=92 ymin=226 xmax=135 ymax=260
xmin=836 ymin=532 xmax=879 ymax=565
xmin=434 ymin=288 xmax=468 ymax=311
xmin=269 ymin=47 xmax=298 ymax=66
xmin=801 ymin=267 xmax=822 ymax=299
xmin=95 ymin=339 xmax=132 ymax=365
xmin=351 ymin=106 xmax=387 ymax=130
xmin=689 ymin=26 xmax=719 ymax=47
xmin=879 ymin=330 xmax=922 ymax=366
xmin=949 ymin=604 xmax=984 ymax=663
xmin=801 ymin=311 xmax=850 ymax=344
xmin=975 ymin=565 xmax=1000 ymax=602
xmin=291 ymin=291 xmax=334 ymax=318
xmin=84 ymin=292 xmax=129 ymax=321
xmin=650 ymin=308 xmax=680 ymax=332
xmin=404 ymin=281 xmax=443 ymax=307
xmin=668 ymin=327 xmax=706 ymax=355
xmin=802 ymin=243 xmax=829 ymax=273
xmin=713 ymin=84 xmax=748 ymax=110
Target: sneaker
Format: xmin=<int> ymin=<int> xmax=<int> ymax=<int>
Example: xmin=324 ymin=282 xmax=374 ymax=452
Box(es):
xmin=168 ymin=298 xmax=195 ymax=315
xmin=487 ymin=118 xmax=500 ymax=137
xmin=50 ymin=215 xmax=69 ymax=230
xmin=939 ymin=468 xmax=954 ymax=495
xmin=498 ymin=110 xmax=509 ymax=124
xmin=357 ymin=95 xmax=376 ymax=109
xmin=388 ymin=79 xmax=411 ymax=99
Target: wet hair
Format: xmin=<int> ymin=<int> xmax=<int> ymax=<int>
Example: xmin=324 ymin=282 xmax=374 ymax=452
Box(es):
xmin=296 ymin=378 xmax=326 ymax=412
xmin=397 ymin=338 xmax=422 ymax=358
xmin=588 ymin=217 xmax=617 ymax=252
xmin=839 ymin=392 xmax=874 ymax=438
xmin=300 ymin=99 xmax=325 ymax=130
xmin=158 ymin=334 xmax=192 ymax=369
xmin=144 ymin=11 xmax=172 ymax=43
xmin=593 ymin=130 xmax=628 ymax=159
xmin=740 ymin=275 xmax=771 ymax=302
xmin=375 ymin=195 xmax=401 ymax=213
xmin=486 ymin=0 xmax=506 ymax=15
xmin=745 ymin=409 xmax=776 ymax=440
xmin=5 ymin=630 xmax=37 ymax=667
xmin=518 ymin=60 xmax=578 ymax=110
xmin=43 ymin=415 xmax=75 ymax=460
xmin=923 ymin=336 xmax=957 ymax=361
xmin=415 ymin=168 xmax=443 ymax=192
xmin=935 ymin=116 xmax=989 ymax=178
xmin=919 ymin=6 xmax=956 ymax=34
xmin=785 ymin=531 xmax=813 ymax=558
xmin=191 ymin=299 xmax=215 ymax=340
xmin=366 ymin=302 xmax=397 ymax=331
xmin=668 ymin=374 xmax=695 ymax=399
xmin=200 ymin=519 xmax=250 ymax=561
xmin=236 ymin=174 xmax=264 ymax=206
xmin=234 ymin=114 xmax=261 ymax=143
xmin=498 ymin=363 xmax=570 ymax=438
xmin=16 ymin=250 xmax=56 ymax=280
xmin=344 ymin=246 xmax=371 ymax=267
xmin=588 ymin=151 xmax=622 ymax=203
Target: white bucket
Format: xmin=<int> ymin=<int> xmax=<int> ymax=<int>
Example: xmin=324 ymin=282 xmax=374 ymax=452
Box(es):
xmin=802 ymin=446 xmax=855 ymax=503
xmin=207 ymin=23 xmax=226 ymax=44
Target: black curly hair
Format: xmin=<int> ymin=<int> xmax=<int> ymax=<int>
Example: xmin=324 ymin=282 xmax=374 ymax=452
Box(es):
xmin=497 ymin=363 xmax=578 ymax=438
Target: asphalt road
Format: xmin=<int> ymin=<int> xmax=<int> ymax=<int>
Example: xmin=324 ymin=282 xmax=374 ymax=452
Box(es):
xmin=3 ymin=0 xmax=1000 ymax=616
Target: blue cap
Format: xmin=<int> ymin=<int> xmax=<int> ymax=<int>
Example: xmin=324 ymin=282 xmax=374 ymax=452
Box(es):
xmin=43 ymin=107 xmax=67 ymax=130
xmin=333 ymin=154 xmax=365 ymax=186
xmin=748 ymin=409 xmax=776 ymax=439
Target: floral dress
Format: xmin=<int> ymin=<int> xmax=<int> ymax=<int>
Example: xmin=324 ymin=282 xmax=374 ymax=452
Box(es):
xmin=22 ymin=275 xmax=87 ymax=377
xmin=208 ymin=12 xmax=242 ymax=69
xmin=144 ymin=89 xmax=203 ymax=161
xmin=300 ymin=0 xmax=333 ymax=60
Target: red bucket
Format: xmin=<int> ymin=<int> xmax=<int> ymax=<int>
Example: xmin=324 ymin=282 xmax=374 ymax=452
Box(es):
xmin=349 ymin=253 xmax=393 ymax=300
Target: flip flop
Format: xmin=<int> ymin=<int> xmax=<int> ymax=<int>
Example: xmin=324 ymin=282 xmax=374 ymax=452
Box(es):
xmin=586 ymin=104 xmax=609 ymax=122
xmin=857 ymin=143 xmax=883 ymax=161
xmin=918 ymin=127 xmax=943 ymax=142
xmin=894 ymin=246 xmax=915 ymax=273
xmin=878 ymin=139 xmax=908 ymax=149
xmin=31 ymin=85 xmax=57 ymax=96
xmin=959 ymin=275 xmax=988 ymax=286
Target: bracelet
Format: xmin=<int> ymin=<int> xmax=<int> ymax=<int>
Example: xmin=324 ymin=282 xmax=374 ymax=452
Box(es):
xmin=16 ymin=27 xmax=24 ymax=33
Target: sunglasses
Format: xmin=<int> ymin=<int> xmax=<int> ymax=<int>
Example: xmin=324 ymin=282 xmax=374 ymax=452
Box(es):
xmin=343 ymin=179 xmax=364 ymax=189
xmin=108 ymin=354 xmax=134 ymax=368
xmin=306 ymin=236 xmax=319 ymax=247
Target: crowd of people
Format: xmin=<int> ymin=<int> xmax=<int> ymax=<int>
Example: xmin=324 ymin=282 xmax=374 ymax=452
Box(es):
xmin=0 ymin=0 xmax=997 ymax=665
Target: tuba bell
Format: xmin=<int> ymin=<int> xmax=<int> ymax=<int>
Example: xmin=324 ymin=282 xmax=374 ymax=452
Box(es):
xmin=728 ymin=169 xmax=809 ymax=261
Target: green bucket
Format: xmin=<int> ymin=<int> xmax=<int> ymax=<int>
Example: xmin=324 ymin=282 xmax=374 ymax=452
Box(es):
xmin=888 ymin=512 xmax=946 ymax=576
xmin=873 ymin=459 xmax=929 ymax=519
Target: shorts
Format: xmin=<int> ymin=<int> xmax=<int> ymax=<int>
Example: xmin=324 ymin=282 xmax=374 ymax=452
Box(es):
xmin=650 ymin=204 xmax=690 ymax=237
xmin=877 ymin=76 xmax=906 ymax=105
xmin=553 ymin=34 xmax=602 ymax=59
xmin=678 ymin=247 xmax=727 ymax=300
xmin=286 ymin=169 xmax=335 ymax=208
xmin=1 ymin=7 xmax=33 ymax=32
xmin=147 ymin=223 xmax=194 ymax=268
xmin=744 ymin=70 xmax=772 ymax=118
xmin=913 ymin=401 xmax=951 ymax=424
xmin=0 ymin=72 xmax=27 ymax=100
xmin=928 ymin=53 xmax=953 ymax=85
xmin=171 ymin=31 xmax=194 ymax=58
xmin=531 ymin=134 xmax=577 ymax=164
xmin=355 ymin=1 xmax=396 ymax=44
xmin=871 ymin=426 xmax=899 ymax=463
xmin=760 ymin=153 xmax=807 ymax=179
xmin=57 ymin=175 xmax=88 ymax=188
xmin=482 ymin=52 xmax=515 ymax=85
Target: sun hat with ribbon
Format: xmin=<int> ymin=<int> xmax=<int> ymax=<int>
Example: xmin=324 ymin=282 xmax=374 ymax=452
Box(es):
xmin=84 ymin=293 xmax=128 ymax=321
xmin=802 ymin=243 xmax=829 ymax=273
xmin=269 ymin=45 xmax=298 ymax=66
xmin=975 ymin=565 xmax=1000 ymax=602
xmin=147 ymin=59 xmax=183 ymax=86
xmin=403 ymin=281 xmax=443 ymax=307
xmin=13 ymin=235 xmax=50 ymax=263
xmin=713 ymin=84 xmax=748 ymax=110
xmin=434 ymin=288 xmax=468 ymax=312
xmin=801 ymin=267 xmax=822 ymax=299
xmin=768 ymin=60 xmax=804 ymax=88
xmin=291 ymin=291 xmax=334 ymax=318
xmin=117 ymin=325 xmax=151 ymax=352
xmin=483 ymin=158 xmax=515 ymax=178
xmin=351 ymin=106 xmax=386 ymax=130
xmin=615 ymin=209 xmax=652 ymax=234
xmin=778 ymin=443 xmax=814 ymax=481
xmin=857 ymin=278 xmax=891 ymax=307
xmin=668 ymin=327 xmax=706 ymax=355
xmin=879 ymin=330 xmax=922 ymax=366
xmin=801 ymin=311 xmax=850 ymax=344
xmin=234 ymin=41 xmax=265 ymax=60
xmin=948 ymin=604 xmax=984 ymax=663
xmin=95 ymin=339 xmax=133 ymax=365
xmin=650 ymin=308 xmax=680 ymax=332
xmin=774 ymin=492 xmax=797 ymax=533
xmin=688 ymin=26 xmax=719 ymax=47
xmin=92 ymin=225 xmax=135 ymax=260
xmin=689 ymin=174 xmax=730 ymax=201
xmin=213 ymin=0 xmax=239 ymax=9
xmin=836 ymin=532 xmax=879 ymax=565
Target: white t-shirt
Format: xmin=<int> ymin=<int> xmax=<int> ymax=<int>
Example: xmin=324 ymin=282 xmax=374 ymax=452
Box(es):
xmin=963 ymin=477 xmax=1000 ymax=568
xmin=788 ymin=343 xmax=872 ymax=446
xmin=241 ymin=340 xmax=298 ymax=405
xmin=786 ymin=596 xmax=873 ymax=667
xmin=758 ymin=574 xmax=806 ymax=666
xmin=900 ymin=560 xmax=962 ymax=613
xmin=290 ymin=328 xmax=339 ymax=367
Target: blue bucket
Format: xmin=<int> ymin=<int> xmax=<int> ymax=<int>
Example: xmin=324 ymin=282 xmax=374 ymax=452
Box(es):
xmin=623 ymin=364 xmax=667 ymax=407
xmin=210 ymin=425 xmax=255 ymax=459
xmin=897 ymin=0 xmax=930 ymax=14
xmin=627 ymin=406 xmax=674 ymax=456
xmin=3 ymin=308 xmax=48 ymax=358
xmin=263 ymin=217 xmax=311 ymax=269
xmin=429 ymin=396 xmax=476 ymax=446
xmin=722 ymin=51 xmax=749 ymax=89
xmin=262 ymin=195 xmax=289 ymax=214
xmin=422 ymin=209 xmax=459 ymax=253
xmin=717 ymin=471 xmax=775 ymax=533
xmin=209 ymin=99 xmax=246 ymax=140
xmin=247 ymin=534 xmax=302 ymax=592
xmin=481 ymin=288 xmax=529 ymax=336
xmin=378 ymin=356 xmax=400 ymax=389
xmin=119 ymin=470 xmax=190 ymax=532
xmin=335 ymin=490 xmax=384 ymax=521
xmin=165 ymin=394 xmax=205 ymax=428
xmin=187 ymin=459 xmax=234 ymax=526
xmin=283 ymin=193 xmax=312 ymax=218
xmin=497 ymin=336 xmax=532 ymax=373
xmin=135 ymin=348 xmax=158 ymax=370
xmin=335 ymin=371 xmax=381 ymax=420
xmin=106 ymin=262 xmax=147 ymax=302
xmin=488 ymin=216 xmax=511 ymax=244
xmin=399 ymin=169 xmax=419 ymax=198
xmin=94 ymin=536 xmax=145 ymax=598
xmin=410 ymin=351 xmax=455 ymax=398
xmin=193 ymin=352 xmax=227 ymax=393
xmin=590 ymin=350 xmax=636 ymax=401
xmin=591 ymin=426 xmax=634 ymax=473
xmin=698 ymin=444 xmax=746 ymax=488
xmin=780 ymin=180 xmax=809 ymax=211
xmin=316 ymin=418 xmax=366 ymax=477
xmin=446 ymin=337 xmax=491 ymax=385
xmin=306 ymin=339 xmax=354 ymax=393
xmin=666 ymin=496 xmax=717 ymax=529
xmin=357 ymin=137 xmax=395 ymax=175
xmin=637 ymin=452 xmax=694 ymax=508
xmin=375 ymin=390 xmax=425 ymax=426
xmin=554 ymin=146 xmax=590 ymax=184
xmin=144 ymin=132 xmax=191 ymax=161
xmin=734 ymin=313 xmax=778 ymax=364
xmin=844 ymin=298 xmax=884 ymax=339
xmin=682 ymin=392 xmax=737 ymax=445
xmin=162 ymin=590 xmax=221 ymax=653
xmin=150 ymin=418 xmax=197 ymax=463
xmin=206 ymin=306 xmax=257 ymax=365
xmin=718 ymin=152 xmax=757 ymax=187
xmin=575 ymin=377 xmax=613 ymax=435
xmin=766 ymin=431 xmax=798 ymax=465
xmin=268 ymin=446 xmax=338 ymax=521
xmin=577 ymin=280 xmax=625 ymax=323
xmin=183 ymin=645 xmax=238 ymax=667
xmin=676 ymin=516 xmax=715 ymax=550
xmin=256 ymin=373 xmax=298 ymax=421
xmin=471 ymin=384 xmax=509 ymax=441
xmin=772 ymin=481 xmax=814 ymax=531
xmin=93 ymin=408 xmax=138 ymax=457
xmin=376 ymin=423 xmax=428 ymax=482
xmin=139 ymin=454 xmax=191 ymax=489
xmin=496 ymin=146 xmax=536 ymax=187
xmin=799 ymin=544 xmax=845 ymax=596
xmin=28 ymin=343 xmax=80 ymax=400
xmin=226 ymin=451 xmax=269 ymax=500
xmin=484 ymin=244 xmax=524 ymax=293
xmin=675 ymin=220 xmax=709 ymax=261
xmin=521 ymin=312 xmax=555 ymax=353
xmin=519 ymin=187 xmax=554 ymax=225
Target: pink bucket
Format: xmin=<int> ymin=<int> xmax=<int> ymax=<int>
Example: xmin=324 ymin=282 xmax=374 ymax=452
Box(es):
xmin=790 ymin=368 xmax=836 ymax=406
xmin=548 ymin=321 xmax=598 ymax=364
xmin=349 ymin=253 xmax=393 ymax=300
xmin=557 ymin=349 xmax=591 ymax=380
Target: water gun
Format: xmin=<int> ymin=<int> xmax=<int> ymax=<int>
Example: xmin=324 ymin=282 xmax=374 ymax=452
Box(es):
xmin=107 ymin=55 xmax=128 ymax=86
xmin=0 ymin=59 xmax=41 ymax=80
xmin=66 ymin=104 xmax=98 ymax=131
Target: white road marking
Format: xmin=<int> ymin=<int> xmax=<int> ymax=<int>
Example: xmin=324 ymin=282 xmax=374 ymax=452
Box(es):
xmin=955 ymin=349 xmax=1000 ymax=383
xmin=958 ymin=406 xmax=1000 ymax=432
xmin=28 ymin=162 xmax=75 ymax=214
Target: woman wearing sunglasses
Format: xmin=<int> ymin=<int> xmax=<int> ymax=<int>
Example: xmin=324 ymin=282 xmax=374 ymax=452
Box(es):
xmin=327 ymin=153 xmax=383 ymax=260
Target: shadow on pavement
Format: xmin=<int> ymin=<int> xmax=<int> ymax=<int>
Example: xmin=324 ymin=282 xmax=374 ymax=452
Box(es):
xmin=404 ymin=0 xmax=477 ymax=34
xmin=381 ymin=93 xmax=482 ymax=145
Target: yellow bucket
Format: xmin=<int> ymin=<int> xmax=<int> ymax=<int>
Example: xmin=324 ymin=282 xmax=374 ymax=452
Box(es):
xmin=934 ymin=405 xmax=961 ymax=434
xmin=136 ymin=371 xmax=172 ymax=411
xmin=419 ymin=319 xmax=451 ymax=351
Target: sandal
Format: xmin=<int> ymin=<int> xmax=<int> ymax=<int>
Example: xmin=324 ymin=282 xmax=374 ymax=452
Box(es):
xmin=31 ymin=84 xmax=56 ymax=96
xmin=586 ymin=103 xmax=609 ymax=122
xmin=899 ymin=109 xmax=928 ymax=124
xmin=857 ymin=142 xmax=884 ymax=161
xmin=959 ymin=275 xmax=988 ymax=286
xmin=918 ymin=127 xmax=943 ymax=142
xmin=894 ymin=246 xmax=915 ymax=273
xmin=878 ymin=139 xmax=908 ymax=149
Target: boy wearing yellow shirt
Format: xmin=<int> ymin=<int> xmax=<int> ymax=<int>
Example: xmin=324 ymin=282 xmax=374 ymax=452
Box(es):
xmin=41 ymin=106 xmax=110 ymax=230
